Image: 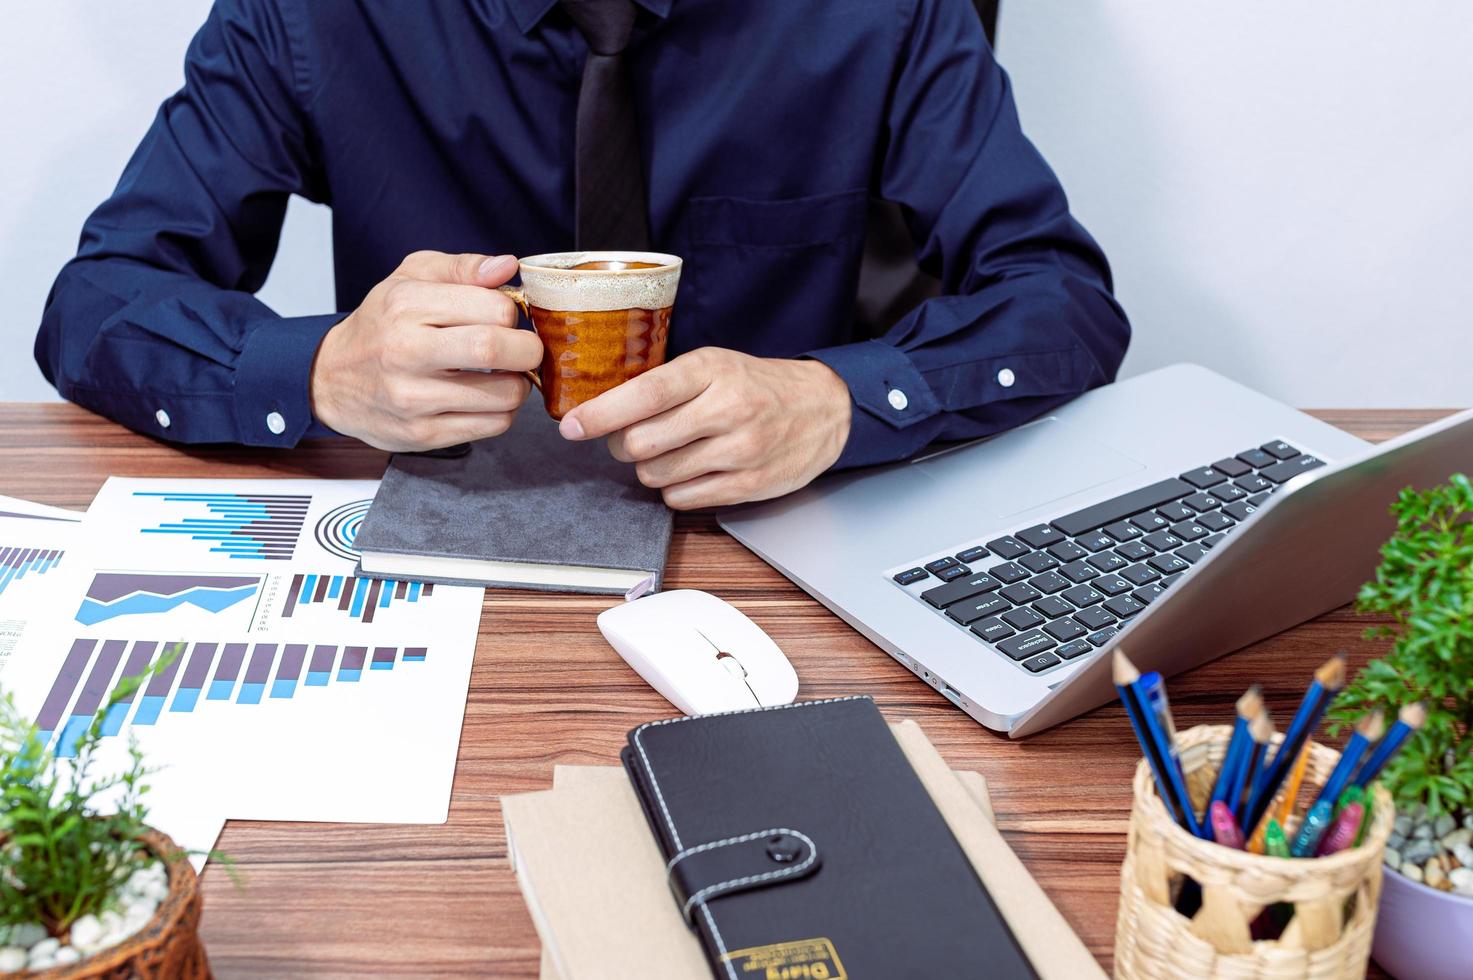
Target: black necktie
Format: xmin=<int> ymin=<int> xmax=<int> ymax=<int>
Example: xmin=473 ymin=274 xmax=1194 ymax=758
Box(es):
xmin=561 ymin=0 xmax=651 ymax=250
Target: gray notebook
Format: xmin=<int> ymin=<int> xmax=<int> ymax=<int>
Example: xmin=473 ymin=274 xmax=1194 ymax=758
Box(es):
xmin=354 ymin=409 xmax=672 ymax=594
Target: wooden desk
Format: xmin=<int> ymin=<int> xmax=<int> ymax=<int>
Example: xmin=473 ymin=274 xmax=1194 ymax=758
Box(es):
xmin=0 ymin=405 xmax=1452 ymax=977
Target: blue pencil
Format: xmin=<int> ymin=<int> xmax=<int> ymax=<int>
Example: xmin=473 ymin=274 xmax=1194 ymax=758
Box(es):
xmin=1310 ymin=709 xmax=1384 ymax=811
xmin=1234 ymin=710 xmax=1274 ymax=825
xmin=1119 ymin=653 xmax=1206 ymax=838
xmin=1352 ymin=703 xmax=1426 ymax=788
xmin=1243 ymin=653 xmax=1347 ymax=837
xmin=1210 ymin=687 xmax=1262 ymax=817
xmin=1115 ymin=656 xmax=1189 ymax=826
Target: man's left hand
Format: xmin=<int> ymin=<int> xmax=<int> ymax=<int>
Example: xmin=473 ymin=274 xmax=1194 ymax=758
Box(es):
xmin=558 ymin=348 xmax=852 ymax=510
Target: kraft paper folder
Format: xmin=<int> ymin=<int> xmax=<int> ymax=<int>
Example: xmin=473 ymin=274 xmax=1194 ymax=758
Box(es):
xmin=503 ymin=719 xmax=1103 ymax=980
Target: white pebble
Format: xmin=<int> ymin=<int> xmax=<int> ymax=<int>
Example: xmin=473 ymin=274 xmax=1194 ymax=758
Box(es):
xmin=0 ymin=948 xmax=26 ymax=972
xmin=1435 ymin=813 xmax=1457 ymax=838
xmin=28 ymin=937 xmax=59 ymax=958
xmin=1385 ymin=850 xmax=1402 ymax=870
xmin=53 ymin=945 xmax=80 ymax=965
xmin=5 ymin=923 xmax=46 ymax=949
xmin=1402 ymin=862 xmax=1425 ymax=883
xmin=1443 ymin=828 xmax=1472 ymax=850
xmin=1451 ymin=867 xmax=1473 ymax=897
xmin=69 ymin=914 xmax=102 ymax=950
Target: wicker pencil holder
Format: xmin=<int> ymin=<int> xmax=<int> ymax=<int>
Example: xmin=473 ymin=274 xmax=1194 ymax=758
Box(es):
xmin=1114 ymin=724 xmax=1394 ymax=979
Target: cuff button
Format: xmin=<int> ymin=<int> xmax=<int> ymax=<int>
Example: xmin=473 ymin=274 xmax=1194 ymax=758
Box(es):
xmin=266 ymin=411 xmax=287 ymax=435
xmin=886 ymin=388 xmax=909 ymax=411
xmin=997 ymin=367 xmax=1016 ymax=388
xmin=154 ymin=409 xmax=171 ymax=429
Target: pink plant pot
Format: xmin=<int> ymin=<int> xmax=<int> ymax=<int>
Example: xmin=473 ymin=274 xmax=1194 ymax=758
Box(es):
xmin=1372 ymin=864 xmax=1473 ymax=980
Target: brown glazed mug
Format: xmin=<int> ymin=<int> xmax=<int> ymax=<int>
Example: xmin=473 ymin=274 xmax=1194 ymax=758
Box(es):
xmin=498 ymin=251 xmax=681 ymax=420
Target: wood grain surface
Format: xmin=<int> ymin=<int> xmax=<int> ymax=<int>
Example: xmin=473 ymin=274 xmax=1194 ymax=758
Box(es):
xmin=0 ymin=403 xmax=1458 ymax=978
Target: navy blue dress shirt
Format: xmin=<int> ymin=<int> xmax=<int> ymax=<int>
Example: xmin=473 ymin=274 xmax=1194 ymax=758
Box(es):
xmin=36 ymin=0 xmax=1129 ymax=469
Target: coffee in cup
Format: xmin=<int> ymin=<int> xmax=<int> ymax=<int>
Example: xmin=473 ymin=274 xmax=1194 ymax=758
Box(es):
xmin=500 ymin=251 xmax=680 ymax=420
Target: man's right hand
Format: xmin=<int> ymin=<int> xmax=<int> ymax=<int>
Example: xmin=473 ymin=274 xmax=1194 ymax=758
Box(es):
xmin=310 ymin=251 xmax=542 ymax=451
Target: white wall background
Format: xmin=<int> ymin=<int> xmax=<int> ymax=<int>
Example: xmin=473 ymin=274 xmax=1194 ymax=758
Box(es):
xmin=2 ymin=3 xmax=1469 ymax=406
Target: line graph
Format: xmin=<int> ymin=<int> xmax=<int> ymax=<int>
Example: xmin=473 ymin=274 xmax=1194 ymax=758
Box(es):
xmin=75 ymin=573 xmax=260 ymax=625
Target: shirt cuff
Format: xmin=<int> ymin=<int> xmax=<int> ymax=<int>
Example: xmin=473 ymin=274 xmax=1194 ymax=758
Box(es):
xmin=805 ymin=339 xmax=942 ymax=470
xmin=233 ymin=313 xmax=345 ymax=447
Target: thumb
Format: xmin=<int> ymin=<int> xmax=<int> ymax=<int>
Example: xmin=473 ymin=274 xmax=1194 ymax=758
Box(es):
xmin=472 ymin=253 xmax=520 ymax=287
xmin=398 ymin=250 xmax=519 ymax=286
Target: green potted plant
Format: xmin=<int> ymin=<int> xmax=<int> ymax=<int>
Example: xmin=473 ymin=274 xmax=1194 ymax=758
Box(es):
xmin=1328 ymin=474 xmax=1473 ymax=980
xmin=0 ymin=656 xmax=211 ymax=977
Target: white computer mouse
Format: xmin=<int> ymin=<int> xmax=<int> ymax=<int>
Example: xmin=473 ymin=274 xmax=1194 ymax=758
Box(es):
xmin=596 ymin=589 xmax=799 ymax=715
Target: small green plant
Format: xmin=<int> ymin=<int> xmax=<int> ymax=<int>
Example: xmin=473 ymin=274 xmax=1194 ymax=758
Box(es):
xmin=1 ymin=648 xmax=182 ymax=938
xmin=1330 ymin=474 xmax=1473 ymax=819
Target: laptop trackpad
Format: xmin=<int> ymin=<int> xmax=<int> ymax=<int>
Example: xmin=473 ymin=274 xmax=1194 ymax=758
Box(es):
xmin=912 ymin=417 xmax=1145 ymax=519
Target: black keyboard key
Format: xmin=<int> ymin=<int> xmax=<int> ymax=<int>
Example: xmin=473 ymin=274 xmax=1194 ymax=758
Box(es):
xmin=1236 ymin=448 xmax=1276 ymax=468
xmin=1073 ymin=605 xmax=1117 ymax=631
xmin=1059 ymin=560 xmax=1101 ymax=583
xmin=1000 ymin=582 xmax=1042 ymax=605
xmin=1162 ymin=573 xmax=1184 ymax=588
xmin=1047 ymin=540 xmax=1089 ymax=563
xmin=1201 ymin=533 xmax=1226 ymax=550
xmin=920 ymin=573 xmax=1002 ymax=608
xmin=1142 ymin=530 xmax=1182 ymax=551
xmin=893 ymin=567 xmax=928 ymax=585
xmin=1033 ymin=595 xmax=1074 ymax=618
xmin=1019 ymin=551 xmax=1059 ymax=574
xmin=1088 ymin=627 xmax=1119 ymax=647
xmin=946 ymin=594 xmax=1012 ymax=625
xmin=1076 ymin=531 xmax=1116 ymax=553
xmin=1062 ymin=583 xmax=1105 ymax=608
xmin=985 ymin=535 xmax=1030 ymax=560
xmin=1051 ymin=477 xmax=1195 ymax=536
xmin=1057 ymin=640 xmax=1093 ymax=660
xmin=1132 ymin=584 xmax=1166 ymax=605
xmin=1148 ymin=553 xmax=1189 ymax=574
xmin=988 ymin=561 xmax=1029 ymax=584
xmin=1247 ymin=492 xmax=1270 ymax=507
xmin=1182 ymin=491 xmax=1223 ymax=513
xmin=1094 ymin=574 xmax=1133 ymax=596
xmin=1212 ymin=482 xmax=1247 ymax=502
xmin=1114 ymin=541 xmax=1154 ymax=561
xmin=970 ymin=617 xmax=1015 ymax=643
xmin=1260 ymin=455 xmax=1325 ymax=484
xmin=1129 ymin=511 xmax=1171 ymax=532
xmin=1022 ymin=651 xmax=1062 ymax=673
xmin=1086 ymin=551 xmax=1128 ymax=573
xmin=1170 ymin=521 xmax=1209 ymax=542
xmin=936 ymin=564 xmax=970 ymax=581
xmin=1016 ymin=524 xmax=1066 ymax=549
xmin=955 ymin=545 xmax=989 ymax=564
xmin=1121 ymin=563 xmax=1161 ymax=586
xmin=1262 ymin=440 xmax=1300 ymax=460
xmin=1195 ymin=510 xmax=1235 ymax=532
xmin=1223 ymin=500 xmax=1259 ymax=521
xmin=997 ymin=629 xmax=1057 ymax=661
xmin=1176 ymin=542 xmax=1209 ymax=564
xmin=1156 ymin=501 xmax=1194 ymax=522
xmin=925 ymin=556 xmax=960 ymax=574
xmin=1043 ymin=617 xmax=1087 ymax=642
xmin=1235 ymin=473 xmax=1273 ymax=493
xmin=1103 ymin=520 xmax=1143 ymax=542
xmin=1001 ymin=606 xmax=1046 ymax=631
xmin=1104 ymin=594 xmax=1146 ymax=618
xmin=1211 ymin=457 xmax=1252 ymax=478
xmin=1180 ymin=466 xmax=1227 ymax=490
xmin=1028 ymin=571 xmax=1071 ymax=594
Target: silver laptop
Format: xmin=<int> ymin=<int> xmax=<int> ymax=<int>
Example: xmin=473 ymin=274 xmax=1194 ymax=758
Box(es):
xmin=718 ymin=363 xmax=1473 ymax=737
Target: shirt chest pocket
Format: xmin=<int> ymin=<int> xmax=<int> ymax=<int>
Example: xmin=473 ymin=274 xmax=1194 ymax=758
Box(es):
xmin=675 ymin=190 xmax=869 ymax=356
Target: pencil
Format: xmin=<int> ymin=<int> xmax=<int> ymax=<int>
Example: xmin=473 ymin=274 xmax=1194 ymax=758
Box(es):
xmin=1252 ymin=741 xmax=1310 ymax=853
xmin=1290 ymin=798 xmax=1336 ymax=857
xmin=1243 ymin=653 xmax=1347 ymax=837
xmin=1352 ymin=703 xmax=1427 ymax=788
xmin=1233 ymin=710 xmax=1274 ymax=826
xmin=1114 ymin=651 xmax=1204 ymax=838
xmin=1209 ymin=687 xmax=1261 ymax=816
xmin=1210 ymin=801 xmax=1245 ymax=849
xmin=1316 ymin=802 xmax=1365 ymax=856
xmin=1310 ymin=710 xmax=1384 ymax=812
xmin=1264 ymin=818 xmax=1291 ymax=858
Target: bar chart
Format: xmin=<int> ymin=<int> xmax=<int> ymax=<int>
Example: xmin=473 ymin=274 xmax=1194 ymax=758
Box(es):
xmin=0 ymin=546 xmax=63 ymax=597
xmin=75 ymin=572 xmax=260 ymax=626
xmin=136 ymin=491 xmax=311 ymax=561
xmin=279 ymin=573 xmax=435 ymax=624
xmin=33 ymin=637 xmax=429 ymax=757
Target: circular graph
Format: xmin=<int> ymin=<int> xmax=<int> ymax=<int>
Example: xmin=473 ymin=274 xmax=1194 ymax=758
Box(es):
xmin=314 ymin=499 xmax=372 ymax=561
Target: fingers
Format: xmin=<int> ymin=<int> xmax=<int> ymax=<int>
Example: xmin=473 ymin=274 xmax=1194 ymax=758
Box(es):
xmin=381 ymin=280 xmax=520 ymax=328
xmin=397 ymin=251 xmax=519 ymax=287
xmin=660 ymin=471 xmax=773 ymax=511
xmin=421 ymin=324 xmax=544 ymax=373
xmin=404 ymin=411 xmax=520 ymax=450
xmin=561 ymin=354 xmax=713 ymax=440
xmin=607 ymin=401 xmax=725 ymax=463
xmin=418 ymin=373 xmax=531 ymax=415
xmin=630 ymin=435 xmax=743 ymax=488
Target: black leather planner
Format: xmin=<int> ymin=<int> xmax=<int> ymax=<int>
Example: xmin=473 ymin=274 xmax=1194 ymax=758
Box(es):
xmin=621 ymin=696 xmax=1037 ymax=979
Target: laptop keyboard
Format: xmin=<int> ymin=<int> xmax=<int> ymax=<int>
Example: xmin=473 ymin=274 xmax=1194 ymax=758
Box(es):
xmin=888 ymin=440 xmax=1325 ymax=677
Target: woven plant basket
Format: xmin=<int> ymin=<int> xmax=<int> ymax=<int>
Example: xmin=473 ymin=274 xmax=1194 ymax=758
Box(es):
xmin=1115 ymin=724 xmax=1394 ymax=979
xmin=19 ymin=828 xmax=210 ymax=979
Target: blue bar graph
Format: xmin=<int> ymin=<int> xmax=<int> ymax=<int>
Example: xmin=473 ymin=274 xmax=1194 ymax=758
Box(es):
xmin=135 ymin=492 xmax=310 ymax=561
xmin=280 ymin=572 xmax=425 ymax=624
xmin=0 ymin=547 xmax=63 ymax=597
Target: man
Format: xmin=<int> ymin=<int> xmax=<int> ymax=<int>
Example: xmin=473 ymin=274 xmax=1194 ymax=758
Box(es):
xmin=36 ymin=0 xmax=1128 ymax=510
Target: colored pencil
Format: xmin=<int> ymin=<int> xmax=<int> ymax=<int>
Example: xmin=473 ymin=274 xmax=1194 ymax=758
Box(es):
xmin=1210 ymin=801 xmax=1245 ymax=849
xmin=1252 ymin=741 xmax=1310 ymax=853
xmin=1290 ymin=798 xmax=1336 ymax=856
xmin=1316 ymin=802 xmax=1365 ymax=856
xmin=1233 ymin=710 xmax=1274 ymax=826
xmin=1209 ymin=687 xmax=1261 ymax=818
xmin=1334 ymin=784 xmax=1365 ymax=817
xmin=1243 ymin=653 xmax=1347 ymax=836
xmin=1114 ymin=651 xmax=1205 ymax=838
xmin=1310 ymin=709 xmax=1384 ymax=812
xmin=1352 ymin=702 xmax=1427 ymax=788
xmin=1264 ymin=818 xmax=1291 ymax=858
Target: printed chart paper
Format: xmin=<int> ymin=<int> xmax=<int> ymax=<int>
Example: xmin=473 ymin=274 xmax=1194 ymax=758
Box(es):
xmin=7 ymin=478 xmax=484 ymax=825
xmin=0 ymin=507 xmax=80 ymax=676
